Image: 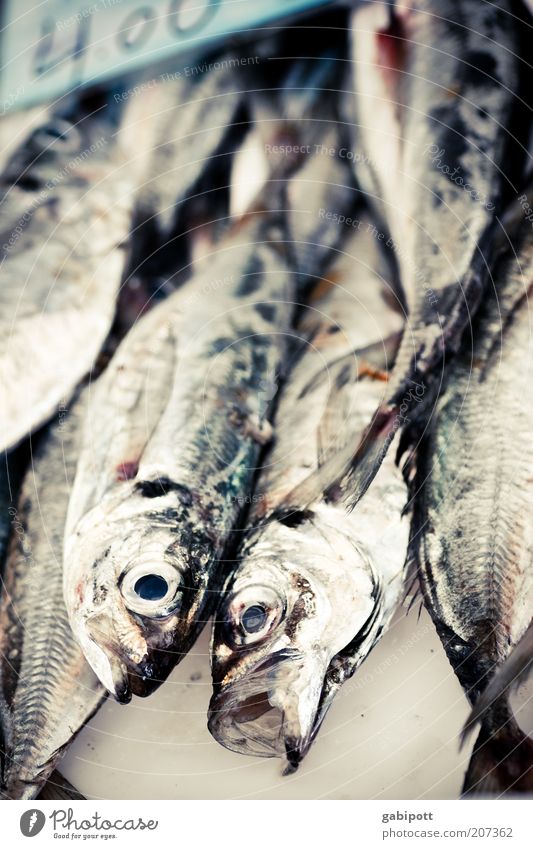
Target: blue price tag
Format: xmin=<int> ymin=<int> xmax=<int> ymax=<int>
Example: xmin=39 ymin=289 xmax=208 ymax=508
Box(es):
xmin=1 ymin=0 xmax=336 ymax=112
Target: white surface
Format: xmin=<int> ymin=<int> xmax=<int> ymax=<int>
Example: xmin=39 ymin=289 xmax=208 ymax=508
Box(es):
xmin=63 ymin=607 xmax=474 ymax=799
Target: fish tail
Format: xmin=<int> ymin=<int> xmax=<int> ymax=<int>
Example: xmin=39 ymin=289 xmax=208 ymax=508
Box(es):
xmin=462 ymin=620 xmax=533 ymax=743
xmin=462 ymin=718 xmax=533 ymax=797
xmin=461 ymin=622 xmax=533 ymax=797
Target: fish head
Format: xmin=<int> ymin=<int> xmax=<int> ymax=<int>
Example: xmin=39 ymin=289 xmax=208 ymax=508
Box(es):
xmin=65 ymin=494 xmax=212 ymax=702
xmin=208 ymin=507 xmax=382 ymax=766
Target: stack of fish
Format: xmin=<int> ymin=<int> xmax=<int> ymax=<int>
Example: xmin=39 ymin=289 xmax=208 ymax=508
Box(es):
xmin=0 ymin=1 xmax=532 ymax=800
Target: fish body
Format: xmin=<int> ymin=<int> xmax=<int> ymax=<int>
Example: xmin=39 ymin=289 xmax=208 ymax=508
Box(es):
xmin=209 ymin=215 xmax=409 ymax=768
xmin=0 ymin=396 xmax=105 ymax=800
xmin=410 ymin=221 xmax=533 ymax=795
xmin=347 ymin=0 xmax=527 ymax=497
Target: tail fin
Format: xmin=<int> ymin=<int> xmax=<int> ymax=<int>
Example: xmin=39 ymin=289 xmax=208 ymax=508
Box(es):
xmin=462 ymin=620 xmax=533 ymax=743
xmin=462 ymin=621 xmax=533 ymax=797
xmin=462 ymin=719 xmax=533 ymax=797
xmin=37 ymin=770 xmax=86 ymax=801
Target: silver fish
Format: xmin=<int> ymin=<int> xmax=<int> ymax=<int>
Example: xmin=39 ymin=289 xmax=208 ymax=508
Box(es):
xmin=63 ymin=61 xmax=357 ymax=704
xmin=409 ymin=219 xmax=533 ymax=796
xmin=0 ymin=85 xmax=170 ymax=453
xmin=0 ymin=395 xmax=105 ymax=800
xmin=345 ymin=0 xmax=527 ymax=499
xmin=209 ymin=214 xmax=409 ymax=769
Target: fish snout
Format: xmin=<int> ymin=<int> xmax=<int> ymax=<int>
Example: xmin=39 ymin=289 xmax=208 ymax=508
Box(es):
xmin=80 ymin=611 xmax=149 ymax=703
xmin=208 ymin=649 xmax=328 ymax=767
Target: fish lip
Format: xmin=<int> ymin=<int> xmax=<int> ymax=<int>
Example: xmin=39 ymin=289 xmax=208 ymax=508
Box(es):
xmin=78 ymin=618 xmax=133 ymax=703
xmin=82 ymin=610 xmax=195 ymax=700
xmin=208 ymin=649 xmax=324 ymax=763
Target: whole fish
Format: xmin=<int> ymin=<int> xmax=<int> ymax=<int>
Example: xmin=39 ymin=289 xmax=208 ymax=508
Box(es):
xmin=345 ymin=0 xmax=528 ymax=499
xmin=0 ymin=83 xmax=173 ymax=453
xmin=409 ymin=219 xmax=533 ymax=796
xmin=63 ymin=66 xmax=357 ymax=703
xmin=209 ymin=214 xmax=409 ymax=769
xmin=0 ymin=396 xmax=106 ymax=800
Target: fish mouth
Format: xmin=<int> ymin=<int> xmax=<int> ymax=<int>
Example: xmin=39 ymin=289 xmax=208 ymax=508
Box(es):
xmin=80 ymin=613 xmax=179 ymax=703
xmin=208 ymin=649 xmax=327 ymax=766
xmin=78 ymin=627 xmax=133 ymax=704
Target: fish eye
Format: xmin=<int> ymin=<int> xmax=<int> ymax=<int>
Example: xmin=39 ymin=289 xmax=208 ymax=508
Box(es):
xmin=134 ymin=574 xmax=169 ymax=601
xmin=241 ymin=604 xmax=268 ymax=634
xmin=120 ymin=563 xmax=181 ymax=617
xmin=226 ymin=585 xmax=285 ymax=646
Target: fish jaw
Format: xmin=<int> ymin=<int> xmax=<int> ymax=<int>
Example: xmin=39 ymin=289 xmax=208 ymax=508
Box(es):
xmin=77 ymin=614 xmax=134 ymax=703
xmin=72 ymin=595 xmax=202 ymax=701
xmin=208 ymin=648 xmax=328 ymax=765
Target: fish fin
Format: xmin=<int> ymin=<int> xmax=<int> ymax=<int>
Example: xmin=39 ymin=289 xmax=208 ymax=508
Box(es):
xmin=461 ymin=620 xmax=533 ymax=745
xmin=273 ymin=334 xmax=403 ymax=513
xmin=462 ymin=719 xmax=533 ymax=797
xmin=37 ymin=770 xmax=86 ymax=801
xmin=316 ymin=355 xmax=359 ymax=468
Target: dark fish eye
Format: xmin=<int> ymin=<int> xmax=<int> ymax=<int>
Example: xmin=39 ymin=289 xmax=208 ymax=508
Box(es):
xmin=133 ymin=574 xmax=169 ymax=601
xmin=241 ymin=604 xmax=268 ymax=634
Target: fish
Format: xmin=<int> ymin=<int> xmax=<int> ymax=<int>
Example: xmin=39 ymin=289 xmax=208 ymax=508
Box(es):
xmin=409 ymin=218 xmax=533 ymax=796
xmin=0 ymin=83 xmax=172 ymax=453
xmin=0 ymin=395 xmax=106 ymax=800
xmin=63 ymin=62 xmax=357 ymax=704
xmin=208 ymin=213 xmax=409 ymax=769
xmin=345 ymin=0 xmax=529 ymax=500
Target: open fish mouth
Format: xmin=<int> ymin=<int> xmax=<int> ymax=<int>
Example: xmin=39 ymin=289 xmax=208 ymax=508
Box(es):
xmin=208 ymin=650 xmax=326 ymax=764
xmin=209 ymin=687 xmax=287 ymax=758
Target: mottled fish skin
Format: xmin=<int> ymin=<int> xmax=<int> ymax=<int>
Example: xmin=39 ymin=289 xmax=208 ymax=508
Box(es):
xmin=347 ymin=0 xmax=527 ymax=499
xmin=0 ymin=395 xmax=105 ymax=800
xmin=410 ymin=221 xmax=533 ymax=796
xmin=209 ymin=215 xmax=409 ymax=768
xmin=0 ymin=85 xmax=169 ymax=453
